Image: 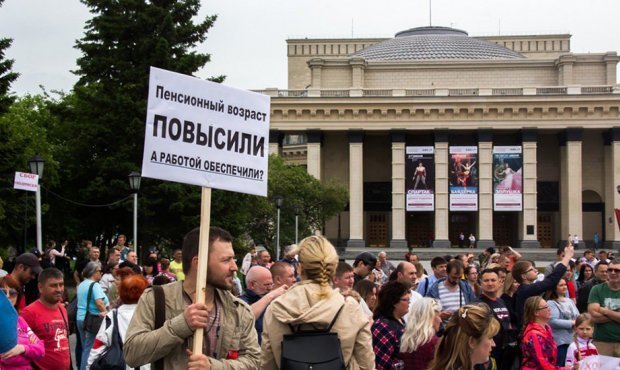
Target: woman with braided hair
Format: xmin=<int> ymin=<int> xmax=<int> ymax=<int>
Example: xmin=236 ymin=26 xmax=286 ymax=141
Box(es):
xmin=428 ymin=303 xmax=500 ymax=370
xmin=260 ymin=235 xmax=375 ymax=369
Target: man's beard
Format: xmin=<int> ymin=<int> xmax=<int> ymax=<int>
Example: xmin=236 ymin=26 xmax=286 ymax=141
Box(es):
xmin=207 ymin=271 xmax=233 ymax=291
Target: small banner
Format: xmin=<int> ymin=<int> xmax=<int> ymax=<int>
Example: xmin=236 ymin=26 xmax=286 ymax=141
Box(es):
xmin=449 ymin=146 xmax=478 ymax=211
xmin=493 ymin=146 xmax=523 ymax=211
xmin=141 ymin=67 xmax=270 ymax=196
xmin=13 ymin=171 xmax=39 ymax=192
xmin=405 ymin=146 xmax=434 ymax=211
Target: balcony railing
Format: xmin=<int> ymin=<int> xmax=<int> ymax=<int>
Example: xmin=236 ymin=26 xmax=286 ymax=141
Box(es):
xmin=255 ymin=85 xmax=618 ymax=98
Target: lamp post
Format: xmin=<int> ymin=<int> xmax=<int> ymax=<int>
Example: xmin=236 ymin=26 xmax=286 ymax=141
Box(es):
xmin=128 ymin=172 xmax=141 ymax=254
xmin=294 ymin=205 xmax=300 ymax=245
xmin=28 ymin=156 xmax=45 ymax=253
xmin=275 ymin=195 xmax=283 ymax=259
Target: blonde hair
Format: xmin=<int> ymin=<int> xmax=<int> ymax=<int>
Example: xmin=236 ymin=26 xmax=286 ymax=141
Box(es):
xmin=400 ymin=298 xmax=442 ymax=353
xmin=298 ymin=235 xmax=338 ymax=300
xmin=573 ymin=313 xmax=594 ymax=361
xmin=428 ymin=304 xmax=500 ymax=370
xmin=522 ymin=296 xmax=545 ymax=329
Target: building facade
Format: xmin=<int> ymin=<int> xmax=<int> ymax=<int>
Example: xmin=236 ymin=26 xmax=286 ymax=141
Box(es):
xmin=262 ymin=26 xmax=620 ymax=249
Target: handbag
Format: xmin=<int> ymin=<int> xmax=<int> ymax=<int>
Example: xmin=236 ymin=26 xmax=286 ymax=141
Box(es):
xmin=66 ymin=297 xmax=78 ymax=334
xmin=91 ymin=309 xmax=127 ymax=370
xmin=83 ymin=282 xmax=105 ymax=334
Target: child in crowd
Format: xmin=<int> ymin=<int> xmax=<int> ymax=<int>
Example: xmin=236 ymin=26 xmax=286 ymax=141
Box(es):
xmin=565 ymin=313 xmax=599 ymax=367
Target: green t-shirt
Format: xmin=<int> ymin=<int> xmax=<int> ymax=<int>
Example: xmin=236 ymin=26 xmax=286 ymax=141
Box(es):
xmin=169 ymin=260 xmax=185 ymax=281
xmin=588 ymin=282 xmax=620 ymax=342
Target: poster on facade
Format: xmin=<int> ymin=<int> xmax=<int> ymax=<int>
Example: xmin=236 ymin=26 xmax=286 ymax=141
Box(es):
xmin=405 ymin=146 xmax=434 ymax=211
xmin=493 ymin=146 xmax=523 ymax=211
xmin=141 ymin=67 xmax=270 ymax=196
xmin=449 ymin=146 xmax=478 ymax=211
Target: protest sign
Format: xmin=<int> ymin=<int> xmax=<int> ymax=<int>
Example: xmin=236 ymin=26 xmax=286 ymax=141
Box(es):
xmin=13 ymin=171 xmax=39 ymax=192
xmin=142 ymin=66 xmax=270 ymax=196
xmin=141 ymin=67 xmax=270 ymax=354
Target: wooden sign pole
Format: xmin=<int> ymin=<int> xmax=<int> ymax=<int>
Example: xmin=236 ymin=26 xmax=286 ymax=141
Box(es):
xmin=193 ymin=186 xmax=212 ymax=354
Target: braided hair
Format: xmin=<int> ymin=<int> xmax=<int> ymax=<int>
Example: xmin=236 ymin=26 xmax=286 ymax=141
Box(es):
xmin=297 ymin=235 xmax=338 ymax=300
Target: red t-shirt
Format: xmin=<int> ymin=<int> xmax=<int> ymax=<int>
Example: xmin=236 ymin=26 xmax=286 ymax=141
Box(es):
xmin=567 ymin=280 xmax=576 ymax=299
xmin=21 ymin=300 xmax=71 ymax=370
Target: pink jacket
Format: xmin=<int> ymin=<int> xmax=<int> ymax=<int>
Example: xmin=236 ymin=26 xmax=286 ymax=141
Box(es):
xmin=0 ymin=316 xmax=45 ymax=370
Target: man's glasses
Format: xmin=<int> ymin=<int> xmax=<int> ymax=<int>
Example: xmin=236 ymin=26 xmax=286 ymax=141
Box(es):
xmin=608 ymin=268 xmax=620 ymax=274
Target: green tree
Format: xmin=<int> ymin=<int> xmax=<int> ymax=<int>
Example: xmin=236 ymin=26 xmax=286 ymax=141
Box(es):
xmin=0 ymin=95 xmax=61 ymax=249
xmin=210 ymin=155 xmax=348 ymax=257
xmin=0 ymin=0 xmax=19 ymax=113
xmin=51 ymin=0 xmax=222 ymax=248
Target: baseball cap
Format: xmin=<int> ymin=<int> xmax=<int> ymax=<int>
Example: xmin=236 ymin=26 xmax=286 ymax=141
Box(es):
xmin=15 ymin=253 xmax=42 ymax=274
xmin=354 ymin=252 xmax=377 ymax=267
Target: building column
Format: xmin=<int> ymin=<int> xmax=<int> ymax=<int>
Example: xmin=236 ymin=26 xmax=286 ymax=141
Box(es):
xmin=519 ymin=129 xmax=540 ymax=247
xmin=477 ymin=130 xmax=494 ymax=248
xmin=560 ymin=128 xmax=583 ymax=244
xmin=390 ymin=130 xmax=407 ymax=248
xmin=604 ymin=52 xmax=619 ymax=85
xmin=306 ymin=130 xmax=322 ymax=180
xmin=308 ymin=58 xmax=325 ymax=89
xmin=433 ymin=130 xmax=450 ymax=248
xmin=269 ymin=130 xmax=282 ymax=156
xmin=603 ymin=128 xmax=620 ymax=249
xmin=347 ymin=130 xmax=365 ymax=248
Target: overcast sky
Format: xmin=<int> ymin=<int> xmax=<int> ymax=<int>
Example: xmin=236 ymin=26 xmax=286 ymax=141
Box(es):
xmin=1 ymin=0 xmax=619 ymax=96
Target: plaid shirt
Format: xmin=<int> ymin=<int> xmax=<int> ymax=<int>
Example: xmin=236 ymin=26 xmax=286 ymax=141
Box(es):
xmin=371 ymin=316 xmax=404 ymax=370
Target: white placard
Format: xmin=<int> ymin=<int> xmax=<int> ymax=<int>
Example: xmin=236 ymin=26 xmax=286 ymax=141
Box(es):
xmin=14 ymin=172 xmax=38 ymax=192
xmin=141 ymin=67 xmax=270 ymax=196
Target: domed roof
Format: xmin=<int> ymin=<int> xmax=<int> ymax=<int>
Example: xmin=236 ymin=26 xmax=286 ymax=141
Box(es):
xmin=354 ymin=26 xmax=524 ymax=61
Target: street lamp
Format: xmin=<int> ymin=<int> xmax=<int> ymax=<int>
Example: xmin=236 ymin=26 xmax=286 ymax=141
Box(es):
xmin=274 ymin=195 xmax=283 ymax=260
xmin=294 ymin=205 xmax=300 ymax=245
xmin=128 ymin=172 xmax=141 ymax=254
xmin=28 ymin=156 xmax=44 ymax=253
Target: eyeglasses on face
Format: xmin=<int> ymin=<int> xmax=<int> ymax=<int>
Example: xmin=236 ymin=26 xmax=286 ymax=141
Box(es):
xmin=536 ymin=305 xmax=549 ymax=311
xmin=608 ymin=268 xmax=620 ymax=274
xmin=1 ymin=288 xmax=18 ymax=297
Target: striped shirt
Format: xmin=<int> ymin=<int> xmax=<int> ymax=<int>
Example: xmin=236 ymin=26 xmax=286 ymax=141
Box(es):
xmin=437 ymin=282 xmax=464 ymax=313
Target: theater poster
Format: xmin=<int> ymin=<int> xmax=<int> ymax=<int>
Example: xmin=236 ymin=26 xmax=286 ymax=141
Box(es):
xmin=449 ymin=146 xmax=478 ymax=211
xmin=405 ymin=146 xmax=434 ymax=211
xmin=493 ymin=146 xmax=523 ymax=211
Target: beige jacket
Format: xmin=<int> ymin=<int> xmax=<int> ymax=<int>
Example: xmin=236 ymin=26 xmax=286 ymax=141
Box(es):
xmin=124 ymin=281 xmax=260 ymax=370
xmin=260 ymin=282 xmax=375 ymax=369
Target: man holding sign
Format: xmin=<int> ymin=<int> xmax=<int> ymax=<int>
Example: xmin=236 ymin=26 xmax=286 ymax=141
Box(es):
xmin=124 ymin=227 xmax=260 ymax=369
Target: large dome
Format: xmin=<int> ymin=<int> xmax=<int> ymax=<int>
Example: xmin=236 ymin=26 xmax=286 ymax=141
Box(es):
xmin=354 ymin=26 xmax=524 ymax=61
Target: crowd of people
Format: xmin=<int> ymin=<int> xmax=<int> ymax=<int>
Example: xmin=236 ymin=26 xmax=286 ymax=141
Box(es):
xmin=0 ymin=230 xmax=618 ymax=369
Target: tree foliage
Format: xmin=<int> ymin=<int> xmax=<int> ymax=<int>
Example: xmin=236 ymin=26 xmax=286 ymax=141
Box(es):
xmin=0 ymin=95 xmax=61 ymax=248
xmin=0 ymin=0 xmax=19 ymax=113
xmin=48 ymin=0 xmax=222 ymax=248
xmin=174 ymin=155 xmax=348 ymax=256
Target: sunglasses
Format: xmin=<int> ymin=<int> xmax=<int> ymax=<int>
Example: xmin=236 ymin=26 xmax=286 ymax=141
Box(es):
xmin=608 ymin=268 xmax=620 ymax=274
xmin=1 ymin=288 xmax=18 ymax=297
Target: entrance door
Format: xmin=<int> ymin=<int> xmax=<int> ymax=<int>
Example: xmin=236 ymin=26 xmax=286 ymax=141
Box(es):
xmin=538 ymin=214 xmax=553 ymax=248
xmin=449 ymin=213 xmax=475 ymax=247
xmin=493 ymin=212 xmax=518 ymax=247
xmin=368 ymin=213 xmax=388 ymax=247
xmin=407 ymin=212 xmax=433 ymax=248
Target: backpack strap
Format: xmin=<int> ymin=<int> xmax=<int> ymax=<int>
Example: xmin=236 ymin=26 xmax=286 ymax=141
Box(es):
xmin=288 ymin=303 xmax=346 ymax=334
xmin=326 ymin=304 xmax=346 ymax=331
xmin=152 ymin=285 xmax=165 ymax=370
xmin=58 ymin=306 xmax=74 ymax=370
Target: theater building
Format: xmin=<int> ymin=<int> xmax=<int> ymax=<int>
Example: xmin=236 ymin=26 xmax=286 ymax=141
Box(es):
xmin=261 ymin=26 xmax=620 ymax=249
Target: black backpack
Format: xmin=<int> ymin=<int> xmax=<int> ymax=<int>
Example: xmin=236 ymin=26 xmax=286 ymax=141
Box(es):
xmin=281 ymin=304 xmax=346 ymax=370
xmin=91 ymin=310 xmax=127 ymax=370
